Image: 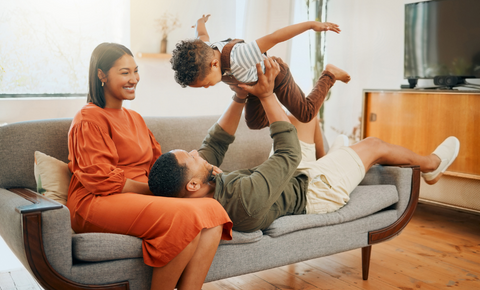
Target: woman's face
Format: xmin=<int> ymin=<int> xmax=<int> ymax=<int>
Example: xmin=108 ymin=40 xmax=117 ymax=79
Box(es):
xmin=102 ymin=54 xmax=140 ymax=109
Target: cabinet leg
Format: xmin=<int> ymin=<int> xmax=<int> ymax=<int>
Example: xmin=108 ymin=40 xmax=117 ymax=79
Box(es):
xmin=362 ymin=246 xmax=372 ymax=280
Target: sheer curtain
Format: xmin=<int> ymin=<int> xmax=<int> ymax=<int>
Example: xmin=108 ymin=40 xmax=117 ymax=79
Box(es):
xmin=0 ymin=0 xmax=130 ymax=94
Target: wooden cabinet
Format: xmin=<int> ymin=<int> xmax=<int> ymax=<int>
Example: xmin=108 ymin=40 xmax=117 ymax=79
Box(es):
xmin=361 ymin=90 xmax=480 ymax=180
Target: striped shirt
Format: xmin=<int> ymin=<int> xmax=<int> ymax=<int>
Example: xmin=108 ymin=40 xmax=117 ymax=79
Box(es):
xmin=206 ymin=40 xmax=266 ymax=83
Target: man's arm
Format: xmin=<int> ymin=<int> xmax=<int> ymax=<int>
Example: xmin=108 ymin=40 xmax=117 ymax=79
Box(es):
xmin=218 ymin=57 xmax=281 ymax=134
xmin=238 ymin=57 xmax=289 ymax=124
xmin=256 ymin=21 xmax=340 ymax=53
xmin=198 ymin=57 xmax=282 ymax=166
xmin=193 ymin=14 xmax=210 ymax=42
xmin=216 ymin=87 xmax=248 ymax=136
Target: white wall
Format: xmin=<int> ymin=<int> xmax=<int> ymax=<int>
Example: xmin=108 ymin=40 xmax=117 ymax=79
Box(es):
xmin=129 ymin=0 xmax=293 ymax=118
xmin=322 ymin=0 xmax=480 ymax=144
xmin=0 ymin=98 xmax=87 ymax=124
xmin=0 ymin=0 xmax=294 ymax=124
xmin=322 ymin=0 xmax=407 ymax=143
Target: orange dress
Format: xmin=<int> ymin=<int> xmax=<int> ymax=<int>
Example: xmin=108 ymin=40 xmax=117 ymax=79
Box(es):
xmin=67 ymin=103 xmax=232 ymax=267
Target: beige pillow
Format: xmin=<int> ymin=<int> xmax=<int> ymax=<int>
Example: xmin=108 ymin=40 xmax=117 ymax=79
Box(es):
xmin=34 ymin=151 xmax=72 ymax=206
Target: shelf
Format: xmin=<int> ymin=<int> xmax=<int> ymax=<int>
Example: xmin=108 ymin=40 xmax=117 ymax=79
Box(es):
xmin=137 ymin=53 xmax=171 ymax=59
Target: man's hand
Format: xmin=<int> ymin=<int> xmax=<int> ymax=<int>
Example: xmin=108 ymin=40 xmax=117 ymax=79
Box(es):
xmin=192 ymin=14 xmax=211 ymax=28
xmin=212 ymin=165 xmax=223 ymax=176
xmin=229 ymin=84 xmax=248 ymax=100
xmin=238 ymin=56 xmax=280 ymax=99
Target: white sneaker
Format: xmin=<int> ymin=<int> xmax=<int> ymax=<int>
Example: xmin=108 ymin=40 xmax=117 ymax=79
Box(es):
xmin=422 ymin=136 xmax=460 ymax=185
xmin=328 ymin=134 xmax=349 ymax=153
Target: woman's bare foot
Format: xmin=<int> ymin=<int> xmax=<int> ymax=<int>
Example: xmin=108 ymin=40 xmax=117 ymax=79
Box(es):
xmin=325 ymin=64 xmax=351 ymax=83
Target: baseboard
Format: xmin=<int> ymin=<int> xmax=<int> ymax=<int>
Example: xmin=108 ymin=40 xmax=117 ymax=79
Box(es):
xmin=418 ymin=198 xmax=480 ymax=216
xmin=419 ymin=175 xmax=480 ymax=216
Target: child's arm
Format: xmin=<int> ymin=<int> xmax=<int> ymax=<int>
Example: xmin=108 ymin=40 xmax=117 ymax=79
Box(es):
xmin=256 ymin=21 xmax=340 ymax=53
xmin=192 ymin=14 xmax=211 ymax=42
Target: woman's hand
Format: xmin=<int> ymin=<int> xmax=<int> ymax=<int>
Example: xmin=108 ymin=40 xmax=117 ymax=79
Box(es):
xmin=311 ymin=21 xmax=340 ymax=34
xmin=238 ymin=56 xmax=280 ymax=99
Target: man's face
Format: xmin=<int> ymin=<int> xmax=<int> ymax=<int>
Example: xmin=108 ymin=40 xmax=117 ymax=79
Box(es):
xmin=172 ymin=149 xmax=214 ymax=184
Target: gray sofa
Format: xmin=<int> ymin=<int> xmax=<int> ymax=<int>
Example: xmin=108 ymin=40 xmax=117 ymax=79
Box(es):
xmin=0 ymin=115 xmax=419 ymax=290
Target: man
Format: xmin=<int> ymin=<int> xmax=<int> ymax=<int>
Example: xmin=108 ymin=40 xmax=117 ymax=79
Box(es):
xmin=148 ymin=57 xmax=460 ymax=232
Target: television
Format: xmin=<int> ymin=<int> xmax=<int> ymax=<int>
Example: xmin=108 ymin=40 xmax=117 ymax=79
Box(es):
xmin=404 ymin=0 xmax=480 ymax=83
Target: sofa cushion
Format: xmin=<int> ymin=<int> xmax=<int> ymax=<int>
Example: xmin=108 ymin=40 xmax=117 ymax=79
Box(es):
xmin=263 ymin=184 xmax=399 ymax=237
xmin=220 ymin=229 xmax=263 ymax=245
xmin=73 ymin=229 xmax=263 ymax=262
xmin=73 ymin=185 xmax=398 ymax=262
xmin=73 ymin=233 xmax=143 ymax=262
xmin=34 ymin=151 xmax=71 ymax=206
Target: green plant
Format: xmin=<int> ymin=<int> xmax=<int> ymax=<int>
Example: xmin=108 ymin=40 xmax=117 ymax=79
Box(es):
xmin=305 ymin=0 xmax=329 ymax=130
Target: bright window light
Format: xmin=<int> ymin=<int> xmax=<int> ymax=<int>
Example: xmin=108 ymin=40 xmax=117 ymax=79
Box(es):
xmin=0 ymin=0 xmax=130 ymax=94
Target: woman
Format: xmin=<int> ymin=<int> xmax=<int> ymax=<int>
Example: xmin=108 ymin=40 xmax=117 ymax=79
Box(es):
xmin=66 ymin=42 xmax=232 ymax=290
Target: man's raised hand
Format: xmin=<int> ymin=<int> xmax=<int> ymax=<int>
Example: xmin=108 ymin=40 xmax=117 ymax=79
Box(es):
xmin=238 ymin=56 xmax=280 ymax=99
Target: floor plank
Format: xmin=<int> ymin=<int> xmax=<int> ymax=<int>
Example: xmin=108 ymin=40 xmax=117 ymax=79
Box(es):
xmin=0 ymin=272 xmax=16 ymax=290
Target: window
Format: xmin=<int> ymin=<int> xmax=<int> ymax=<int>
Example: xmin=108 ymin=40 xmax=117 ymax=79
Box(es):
xmin=0 ymin=0 xmax=130 ymax=96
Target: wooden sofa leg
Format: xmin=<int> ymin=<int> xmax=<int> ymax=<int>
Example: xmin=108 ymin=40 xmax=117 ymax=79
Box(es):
xmin=361 ymin=246 xmax=372 ymax=280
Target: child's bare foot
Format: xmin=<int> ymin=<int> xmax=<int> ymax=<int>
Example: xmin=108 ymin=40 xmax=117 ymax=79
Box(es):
xmin=325 ymin=64 xmax=351 ymax=83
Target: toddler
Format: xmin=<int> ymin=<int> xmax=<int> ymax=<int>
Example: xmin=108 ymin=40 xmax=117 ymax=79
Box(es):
xmin=170 ymin=14 xmax=350 ymax=134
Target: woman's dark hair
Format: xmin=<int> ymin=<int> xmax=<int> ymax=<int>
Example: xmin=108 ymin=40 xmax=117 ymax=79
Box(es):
xmin=170 ymin=39 xmax=214 ymax=87
xmin=148 ymin=152 xmax=189 ymax=197
xmin=87 ymin=43 xmax=134 ymax=108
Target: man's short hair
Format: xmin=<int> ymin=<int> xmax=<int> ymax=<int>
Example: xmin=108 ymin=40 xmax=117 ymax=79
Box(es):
xmin=148 ymin=152 xmax=189 ymax=197
xmin=170 ymin=39 xmax=214 ymax=87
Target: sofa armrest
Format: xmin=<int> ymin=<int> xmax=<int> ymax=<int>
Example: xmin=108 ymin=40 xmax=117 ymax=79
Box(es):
xmin=0 ymin=188 xmax=128 ymax=290
xmin=360 ymin=165 xmax=420 ymax=244
xmin=9 ymin=188 xmax=63 ymax=213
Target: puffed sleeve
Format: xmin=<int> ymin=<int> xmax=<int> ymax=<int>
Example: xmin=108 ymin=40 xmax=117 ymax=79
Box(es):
xmin=69 ymin=121 xmax=126 ymax=196
xmin=148 ymin=129 xmax=162 ymax=170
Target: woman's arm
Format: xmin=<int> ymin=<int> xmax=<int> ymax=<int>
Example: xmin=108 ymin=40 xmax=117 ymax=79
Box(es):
xmin=123 ymin=179 xmax=152 ymax=195
xmin=193 ymin=14 xmax=211 ymax=42
xmin=256 ymin=21 xmax=340 ymax=53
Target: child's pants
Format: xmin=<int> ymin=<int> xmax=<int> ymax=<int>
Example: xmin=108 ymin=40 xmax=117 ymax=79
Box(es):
xmin=244 ymin=57 xmax=336 ymax=129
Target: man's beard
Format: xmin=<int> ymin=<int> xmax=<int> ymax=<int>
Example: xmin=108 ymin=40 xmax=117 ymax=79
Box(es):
xmin=202 ymin=166 xmax=215 ymax=184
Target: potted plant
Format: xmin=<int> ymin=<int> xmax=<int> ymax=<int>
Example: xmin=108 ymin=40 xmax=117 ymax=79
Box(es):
xmin=155 ymin=12 xmax=181 ymax=54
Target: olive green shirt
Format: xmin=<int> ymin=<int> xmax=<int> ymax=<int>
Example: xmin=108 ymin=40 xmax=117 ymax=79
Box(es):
xmin=198 ymin=121 xmax=309 ymax=232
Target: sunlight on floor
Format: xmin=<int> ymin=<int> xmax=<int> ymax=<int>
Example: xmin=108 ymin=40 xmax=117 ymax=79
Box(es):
xmin=0 ymin=236 xmax=24 ymax=273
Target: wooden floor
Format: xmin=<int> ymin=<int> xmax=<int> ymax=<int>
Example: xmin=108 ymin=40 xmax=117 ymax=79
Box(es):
xmin=0 ymin=203 xmax=479 ymax=290
xmin=0 ymin=269 xmax=42 ymax=290
xmin=204 ymin=203 xmax=480 ymax=290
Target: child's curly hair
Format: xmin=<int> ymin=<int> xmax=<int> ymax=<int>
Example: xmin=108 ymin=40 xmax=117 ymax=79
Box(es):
xmin=170 ymin=39 xmax=214 ymax=87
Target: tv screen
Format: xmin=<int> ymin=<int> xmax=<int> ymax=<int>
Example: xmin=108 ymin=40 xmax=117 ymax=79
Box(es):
xmin=404 ymin=0 xmax=480 ymax=79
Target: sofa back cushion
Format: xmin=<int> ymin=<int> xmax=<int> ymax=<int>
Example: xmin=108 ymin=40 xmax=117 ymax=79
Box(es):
xmin=0 ymin=118 xmax=72 ymax=190
xmin=0 ymin=115 xmax=273 ymax=190
xmin=144 ymin=115 xmax=273 ymax=172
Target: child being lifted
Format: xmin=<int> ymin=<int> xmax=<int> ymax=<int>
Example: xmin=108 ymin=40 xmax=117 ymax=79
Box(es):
xmin=170 ymin=15 xmax=350 ymax=153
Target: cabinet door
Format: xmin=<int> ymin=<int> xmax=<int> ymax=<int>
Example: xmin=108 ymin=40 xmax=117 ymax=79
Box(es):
xmin=362 ymin=91 xmax=480 ymax=178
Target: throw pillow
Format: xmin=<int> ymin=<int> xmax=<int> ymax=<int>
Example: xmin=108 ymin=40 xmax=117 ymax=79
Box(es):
xmin=34 ymin=151 xmax=72 ymax=206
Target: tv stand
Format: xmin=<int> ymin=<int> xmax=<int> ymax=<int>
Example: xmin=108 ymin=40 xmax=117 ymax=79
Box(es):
xmin=362 ymin=89 xmax=480 ymax=213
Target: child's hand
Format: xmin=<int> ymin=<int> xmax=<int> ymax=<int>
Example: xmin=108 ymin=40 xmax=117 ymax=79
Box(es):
xmin=192 ymin=14 xmax=211 ymax=28
xmin=312 ymin=22 xmax=340 ymax=33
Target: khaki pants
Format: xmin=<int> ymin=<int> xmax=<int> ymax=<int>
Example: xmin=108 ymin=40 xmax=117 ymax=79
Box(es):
xmin=296 ymin=142 xmax=366 ymax=214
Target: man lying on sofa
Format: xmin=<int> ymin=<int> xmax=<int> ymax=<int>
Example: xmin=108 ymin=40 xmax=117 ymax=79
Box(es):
xmin=148 ymin=57 xmax=459 ymax=232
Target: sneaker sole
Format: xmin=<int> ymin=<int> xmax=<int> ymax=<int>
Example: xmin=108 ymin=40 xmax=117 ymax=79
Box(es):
xmin=423 ymin=137 xmax=460 ymax=185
